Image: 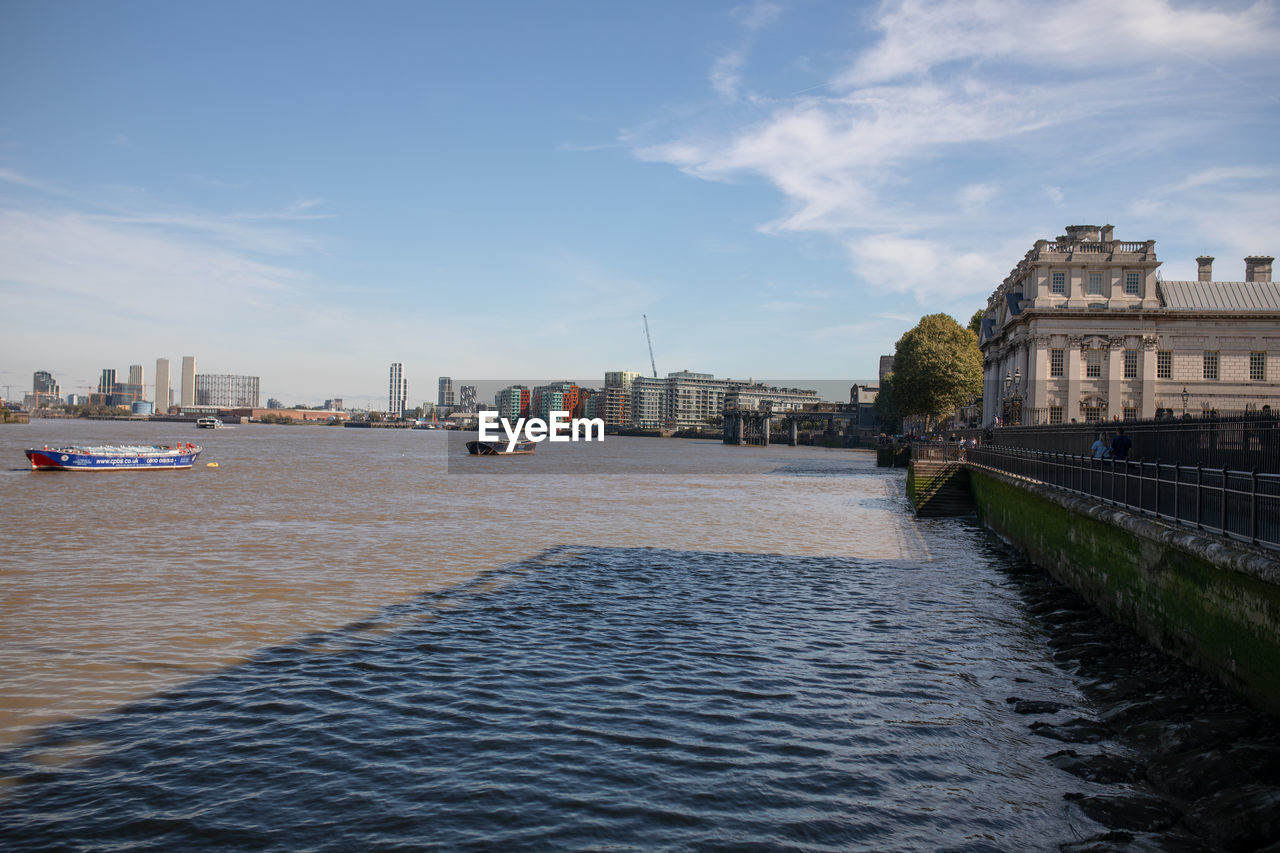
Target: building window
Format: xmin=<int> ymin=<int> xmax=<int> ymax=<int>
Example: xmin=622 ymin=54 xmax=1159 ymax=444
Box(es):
xmin=1086 ymin=349 xmax=1102 ymax=378
xmin=1125 ymin=272 xmax=1141 ymax=295
xmin=1083 ymin=405 xmax=1101 ymax=422
xmin=1124 ymin=349 xmax=1139 ymax=378
xmin=1050 ymin=348 xmax=1064 ymax=377
xmin=1157 ymin=350 xmax=1172 ymax=378
xmin=1051 ymin=271 xmax=1066 ymax=295
xmin=1049 ymin=406 xmax=1063 ymax=425
xmin=1087 ymin=271 xmax=1103 ymax=295
xmin=1123 ymin=407 xmax=1137 ymax=420
xmin=1204 ymin=351 xmax=1219 ymax=380
xmin=1251 ymin=352 xmax=1267 ymax=382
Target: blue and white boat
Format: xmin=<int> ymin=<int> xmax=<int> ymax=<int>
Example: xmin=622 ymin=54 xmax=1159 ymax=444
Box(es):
xmin=25 ymin=443 xmax=203 ymax=471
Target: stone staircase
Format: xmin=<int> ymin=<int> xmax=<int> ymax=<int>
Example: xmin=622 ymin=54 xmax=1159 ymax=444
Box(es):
xmin=908 ymin=459 xmax=976 ymax=517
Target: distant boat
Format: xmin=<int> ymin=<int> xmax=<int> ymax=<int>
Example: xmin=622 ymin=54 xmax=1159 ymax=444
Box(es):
xmin=26 ymin=443 xmax=203 ymax=471
xmin=465 ymin=439 xmax=536 ymax=456
xmin=196 ymin=417 xmax=223 ymax=429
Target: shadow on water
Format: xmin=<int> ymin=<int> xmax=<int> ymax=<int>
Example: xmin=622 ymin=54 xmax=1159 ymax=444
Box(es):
xmin=1 ymin=541 xmax=1277 ymax=852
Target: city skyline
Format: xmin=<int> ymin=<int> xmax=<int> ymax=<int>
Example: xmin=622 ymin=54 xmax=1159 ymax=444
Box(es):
xmin=3 ymin=1 xmax=1279 ymax=403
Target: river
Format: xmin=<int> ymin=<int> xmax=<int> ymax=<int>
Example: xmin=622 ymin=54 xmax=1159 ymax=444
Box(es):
xmin=0 ymin=420 xmax=1274 ymax=850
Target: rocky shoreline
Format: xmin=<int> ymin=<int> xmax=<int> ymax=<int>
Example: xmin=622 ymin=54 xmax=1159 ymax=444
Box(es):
xmin=1002 ymin=557 xmax=1280 ymax=851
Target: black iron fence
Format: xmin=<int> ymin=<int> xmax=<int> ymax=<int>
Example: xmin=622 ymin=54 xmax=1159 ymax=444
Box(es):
xmin=989 ymin=414 xmax=1280 ymax=474
xmin=968 ymin=446 xmax=1280 ymax=551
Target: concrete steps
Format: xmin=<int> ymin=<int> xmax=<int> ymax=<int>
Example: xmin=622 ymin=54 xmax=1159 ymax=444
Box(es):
xmin=908 ymin=460 xmax=976 ymax=517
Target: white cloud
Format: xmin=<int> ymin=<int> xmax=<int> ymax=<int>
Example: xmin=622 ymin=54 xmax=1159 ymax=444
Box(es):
xmin=842 ymin=0 xmax=1277 ymax=86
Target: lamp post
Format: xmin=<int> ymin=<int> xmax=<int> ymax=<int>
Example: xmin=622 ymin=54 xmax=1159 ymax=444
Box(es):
xmin=1182 ymin=387 xmax=1189 ymax=417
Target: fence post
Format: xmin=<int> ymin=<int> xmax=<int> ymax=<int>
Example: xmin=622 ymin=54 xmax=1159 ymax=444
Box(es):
xmin=1221 ymin=465 xmax=1229 ymax=535
xmin=1195 ymin=463 xmax=1203 ymax=529
xmin=1252 ymin=468 xmax=1260 ymax=543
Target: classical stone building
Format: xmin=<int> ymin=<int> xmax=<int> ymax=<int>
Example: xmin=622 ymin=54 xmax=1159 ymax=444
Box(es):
xmin=979 ymin=225 xmax=1279 ymax=426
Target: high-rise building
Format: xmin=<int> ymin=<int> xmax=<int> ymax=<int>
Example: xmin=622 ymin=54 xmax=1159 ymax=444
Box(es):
xmin=33 ymin=371 xmax=59 ymax=394
xmin=98 ymin=368 xmax=117 ymax=395
xmin=629 ymin=376 xmax=667 ymax=428
xmin=388 ymin=363 xmax=407 ymax=418
xmin=495 ymin=385 xmax=530 ymax=421
xmin=438 ymin=376 xmax=455 ymax=409
xmin=155 ymin=358 xmax=171 ymax=412
xmin=458 ymin=384 xmax=477 ymax=412
xmin=180 ymin=356 xmax=196 ymax=409
xmin=128 ymin=364 xmax=143 ymax=387
xmin=195 ymin=374 xmax=260 ymax=407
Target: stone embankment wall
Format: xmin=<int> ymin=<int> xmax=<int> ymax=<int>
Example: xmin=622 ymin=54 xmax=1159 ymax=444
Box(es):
xmin=969 ymin=467 xmax=1280 ymax=716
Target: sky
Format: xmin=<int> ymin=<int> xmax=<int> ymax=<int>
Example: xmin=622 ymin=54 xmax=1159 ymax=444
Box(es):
xmin=2 ymin=0 xmax=1278 ymax=408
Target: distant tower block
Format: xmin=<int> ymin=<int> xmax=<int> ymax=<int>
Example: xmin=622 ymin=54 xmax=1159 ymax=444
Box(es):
xmin=181 ymin=356 xmax=196 ymax=409
xmin=155 ymin=358 xmax=171 ymax=412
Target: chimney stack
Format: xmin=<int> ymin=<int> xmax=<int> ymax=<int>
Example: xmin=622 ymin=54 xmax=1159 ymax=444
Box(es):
xmin=1101 ymin=224 xmax=1114 ymax=242
xmin=1245 ymin=256 xmax=1274 ymax=283
xmin=1196 ymin=256 xmax=1214 ymax=282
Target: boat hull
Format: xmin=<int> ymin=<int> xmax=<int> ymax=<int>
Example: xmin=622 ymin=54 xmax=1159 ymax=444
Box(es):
xmin=465 ymin=440 xmax=536 ymax=456
xmin=26 ymin=445 xmax=202 ymax=471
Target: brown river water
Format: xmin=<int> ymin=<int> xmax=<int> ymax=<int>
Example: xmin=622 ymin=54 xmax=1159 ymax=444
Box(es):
xmin=0 ymin=420 xmax=921 ymax=751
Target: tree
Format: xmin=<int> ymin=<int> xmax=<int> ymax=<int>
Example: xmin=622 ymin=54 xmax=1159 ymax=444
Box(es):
xmin=890 ymin=313 xmax=983 ymax=432
xmin=875 ymin=374 xmax=903 ymax=434
xmin=968 ymin=308 xmax=984 ymax=338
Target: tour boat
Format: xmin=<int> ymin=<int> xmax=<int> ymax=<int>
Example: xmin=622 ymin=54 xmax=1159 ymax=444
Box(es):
xmin=465 ymin=439 xmax=536 ymax=456
xmin=25 ymin=443 xmax=203 ymax=471
xmin=196 ymin=417 xmax=223 ymax=429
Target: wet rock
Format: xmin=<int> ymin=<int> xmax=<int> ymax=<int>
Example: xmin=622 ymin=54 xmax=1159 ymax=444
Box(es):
xmin=1014 ymin=700 xmax=1066 ymax=715
xmin=1124 ymin=712 xmax=1260 ymax=757
xmin=1047 ymin=749 xmax=1146 ymax=784
xmin=1066 ymin=793 xmax=1182 ymax=832
xmin=1182 ymin=784 xmax=1280 ymax=850
xmin=1224 ymin=741 xmax=1280 ymax=782
xmin=1032 ymin=717 xmax=1112 ymax=744
xmin=1146 ymin=748 xmax=1244 ymax=800
xmin=1099 ymin=697 xmax=1201 ymax=730
xmin=1059 ymin=829 xmax=1217 ymax=852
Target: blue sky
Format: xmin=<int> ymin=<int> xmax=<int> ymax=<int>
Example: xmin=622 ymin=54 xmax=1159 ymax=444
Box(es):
xmin=2 ymin=0 xmax=1278 ymax=407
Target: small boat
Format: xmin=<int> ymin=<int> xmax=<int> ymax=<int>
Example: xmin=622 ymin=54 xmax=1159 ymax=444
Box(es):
xmin=196 ymin=417 xmax=223 ymax=429
xmin=26 ymin=443 xmax=203 ymax=471
xmin=465 ymin=439 xmax=536 ymax=456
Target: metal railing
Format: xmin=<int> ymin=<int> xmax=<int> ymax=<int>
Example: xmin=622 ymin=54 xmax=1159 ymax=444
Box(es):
xmin=990 ymin=414 xmax=1280 ymax=474
xmin=968 ymin=446 xmax=1280 ymax=551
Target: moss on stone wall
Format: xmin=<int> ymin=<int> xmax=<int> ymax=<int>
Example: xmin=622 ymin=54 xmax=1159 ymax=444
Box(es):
xmin=970 ymin=468 xmax=1280 ymax=715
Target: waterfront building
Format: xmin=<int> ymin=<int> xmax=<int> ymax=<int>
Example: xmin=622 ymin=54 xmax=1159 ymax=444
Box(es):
xmin=849 ymin=384 xmax=880 ymax=429
xmin=98 ymin=368 xmax=116 ymax=395
xmin=155 ymin=358 xmax=171 ymax=413
xmin=598 ymin=386 xmax=630 ymax=426
xmin=665 ymin=370 xmax=732 ymax=428
xmin=195 ymin=374 xmax=261 ymax=408
xmin=724 ymin=383 xmax=820 ymax=413
xmin=459 ymin=384 xmax=477 ymax=413
xmin=979 ymin=225 xmax=1280 ymax=425
xmin=388 ymin=363 xmax=407 ymax=419
xmin=605 ymin=371 xmax=640 ymax=391
xmin=25 ymin=370 xmax=61 ymax=410
xmin=495 ymin=385 xmax=530 ymax=421
xmin=629 ymin=376 xmax=667 ymax=428
xmin=438 ymin=377 xmax=455 ymax=410
xmin=180 ymin=356 xmax=196 ymax=409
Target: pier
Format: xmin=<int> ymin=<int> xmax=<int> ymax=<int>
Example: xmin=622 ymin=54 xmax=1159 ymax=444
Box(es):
xmin=721 ymin=407 xmax=866 ymax=447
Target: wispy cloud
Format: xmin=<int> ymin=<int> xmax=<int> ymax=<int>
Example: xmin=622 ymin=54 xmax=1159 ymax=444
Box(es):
xmin=636 ymin=0 xmax=1280 ymax=309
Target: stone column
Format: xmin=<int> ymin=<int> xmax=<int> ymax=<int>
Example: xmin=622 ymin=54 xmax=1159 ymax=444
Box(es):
xmin=788 ymin=417 xmax=798 ymax=446
xmin=1067 ymin=336 xmax=1082 ymax=423
xmin=1141 ymin=336 xmax=1158 ymax=419
xmin=1107 ymin=337 xmax=1125 ymax=421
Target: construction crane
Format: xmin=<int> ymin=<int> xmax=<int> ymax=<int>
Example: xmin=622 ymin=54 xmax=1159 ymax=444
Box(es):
xmin=642 ymin=314 xmax=658 ymax=378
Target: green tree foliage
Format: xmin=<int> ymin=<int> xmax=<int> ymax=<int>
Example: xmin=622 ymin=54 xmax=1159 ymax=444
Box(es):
xmin=968 ymin=309 xmax=984 ymax=337
xmin=891 ymin=313 xmax=983 ymax=430
xmin=875 ymin=374 xmax=903 ymax=434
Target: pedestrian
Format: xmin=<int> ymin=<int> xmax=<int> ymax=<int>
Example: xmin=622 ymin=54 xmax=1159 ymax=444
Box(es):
xmin=1090 ymin=432 xmax=1110 ymax=459
xmin=1110 ymin=427 xmax=1132 ymax=461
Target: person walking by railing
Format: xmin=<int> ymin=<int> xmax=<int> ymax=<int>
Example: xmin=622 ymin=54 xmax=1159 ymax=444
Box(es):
xmin=1090 ymin=432 xmax=1111 ymax=461
xmin=1110 ymin=427 xmax=1132 ymax=461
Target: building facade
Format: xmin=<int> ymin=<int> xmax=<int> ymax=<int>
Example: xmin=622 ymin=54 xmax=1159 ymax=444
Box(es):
xmin=155 ymin=358 xmax=171 ymax=413
xmin=181 ymin=356 xmax=196 ymax=409
xmin=195 ymin=374 xmax=261 ymax=408
xmin=438 ymin=377 xmax=454 ymax=410
xmin=979 ymin=225 xmax=1279 ymax=426
xmin=388 ymin=363 xmax=407 ymax=418
xmin=723 ymin=383 xmax=820 ymax=413
xmin=458 ymin=384 xmax=477 ymax=412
